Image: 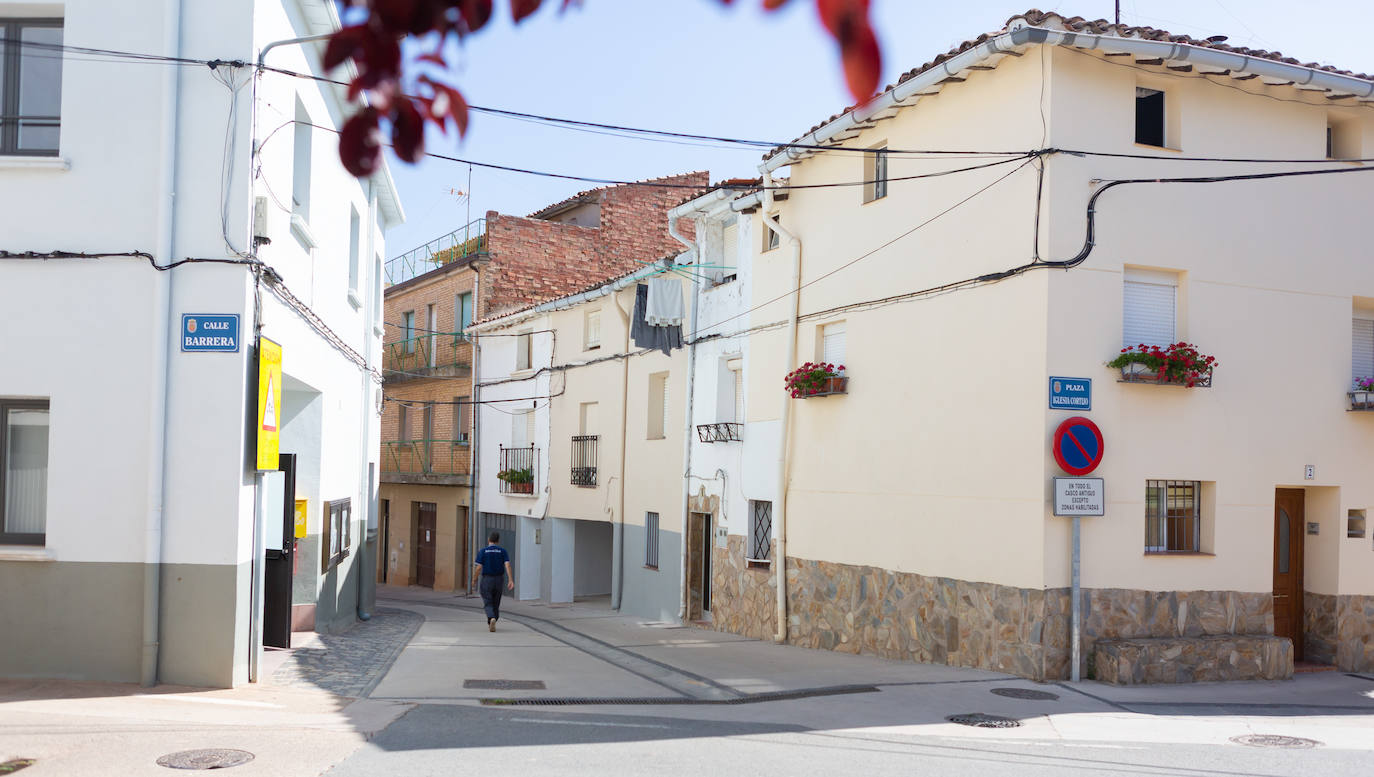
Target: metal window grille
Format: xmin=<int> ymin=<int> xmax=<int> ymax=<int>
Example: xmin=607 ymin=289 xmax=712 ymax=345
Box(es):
xmin=571 ymin=435 xmax=598 ymax=486
xmin=1145 ymin=480 xmax=1200 ymax=553
xmin=645 ymin=512 xmax=660 ymax=569
xmin=749 ymin=500 xmax=772 ymax=561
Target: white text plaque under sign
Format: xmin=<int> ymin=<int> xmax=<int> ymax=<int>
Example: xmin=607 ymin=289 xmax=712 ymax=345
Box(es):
xmin=1054 ymin=477 xmax=1105 ymax=517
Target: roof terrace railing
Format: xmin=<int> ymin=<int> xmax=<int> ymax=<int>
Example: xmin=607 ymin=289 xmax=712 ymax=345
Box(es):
xmin=385 ymin=217 xmax=487 ymax=286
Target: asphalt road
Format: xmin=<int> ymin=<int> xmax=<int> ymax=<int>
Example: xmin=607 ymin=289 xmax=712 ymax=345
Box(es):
xmin=326 ymin=700 xmax=1367 ymax=777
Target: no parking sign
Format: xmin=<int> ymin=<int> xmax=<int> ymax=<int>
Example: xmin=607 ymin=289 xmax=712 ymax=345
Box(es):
xmin=1052 ymin=417 xmax=1104 ymax=476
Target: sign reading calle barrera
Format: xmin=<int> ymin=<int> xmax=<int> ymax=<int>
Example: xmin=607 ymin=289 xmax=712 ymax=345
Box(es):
xmin=181 ymin=314 xmax=240 ymax=352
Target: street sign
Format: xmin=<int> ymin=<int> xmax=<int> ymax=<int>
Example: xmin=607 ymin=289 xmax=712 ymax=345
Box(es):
xmin=1054 ymin=477 xmax=1105 ymax=516
xmin=181 ymin=314 xmax=240 ymax=352
xmin=1049 ymin=376 xmax=1091 ymax=411
xmin=256 ymin=337 xmax=283 ymax=471
xmin=1052 ymin=416 xmax=1104 ymax=476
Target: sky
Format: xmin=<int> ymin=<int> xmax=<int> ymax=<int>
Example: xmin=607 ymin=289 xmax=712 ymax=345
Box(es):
xmin=379 ymin=0 xmax=1374 ymax=258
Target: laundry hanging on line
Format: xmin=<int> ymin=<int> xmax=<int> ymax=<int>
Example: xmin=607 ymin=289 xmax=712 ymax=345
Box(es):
xmin=631 ymin=283 xmax=682 ymax=356
xmin=645 ymin=277 xmax=685 ymax=327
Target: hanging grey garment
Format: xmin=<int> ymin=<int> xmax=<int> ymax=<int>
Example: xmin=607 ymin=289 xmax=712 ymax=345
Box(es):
xmin=630 ymin=283 xmax=683 ymax=356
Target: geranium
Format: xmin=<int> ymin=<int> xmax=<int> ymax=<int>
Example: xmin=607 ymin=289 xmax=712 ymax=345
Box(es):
xmin=1109 ymin=342 xmax=1217 ymax=387
xmin=1357 ymin=377 xmax=1374 ymax=392
xmin=783 ymin=362 xmax=845 ymax=398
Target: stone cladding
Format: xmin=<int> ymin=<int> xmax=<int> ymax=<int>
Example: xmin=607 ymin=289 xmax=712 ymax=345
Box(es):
xmin=1094 ymin=634 xmax=1292 ymax=684
xmin=707 ymin=536 xmax=777 ymax=641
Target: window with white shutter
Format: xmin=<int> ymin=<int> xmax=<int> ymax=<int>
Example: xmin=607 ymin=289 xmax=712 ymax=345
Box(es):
xmin=1353 ymin=315 xmax=1374 ymax=388
xmin=584 ymin=308 xmax=601 ymax=350
xmin=1122 ymin=269 xmax=1178 ymax=348
xmin=648 ymin=372 xmax=668 ymax=439
xmin=821 ymin=322 xmax=846 ymax=370
xmin=731 ymin=362 xmax=744 ymax=423
xmin=719 ymin=221 xmax=739 ymax=284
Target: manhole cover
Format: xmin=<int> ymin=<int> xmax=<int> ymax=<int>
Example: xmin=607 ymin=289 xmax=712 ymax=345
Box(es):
xmin=0 ymin=759 xmax=36 ymax=774
xmin=947 ymin=713 xmax=1022 ymax=728
xmin=156 ymin=749 xmax=255 ymax=770
xmin=990 ymin=687 xmax=1060 ymax=701
xmin=1230 ymin=734 xmax=1321 ymax=749
xmin=464 ymin=679 xmax=547 ymax=690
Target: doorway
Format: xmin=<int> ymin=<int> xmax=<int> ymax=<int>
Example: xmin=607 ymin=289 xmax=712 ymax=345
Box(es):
xmin=687 ymin=512 xmax=712 ymax=621
xmin=416 ymin=501 xmax=437 ymax=588
xmin=1273 ymin=488 xmax=1306 ymax=661
xmin=262 ymin=453 xmax=297 ymax=649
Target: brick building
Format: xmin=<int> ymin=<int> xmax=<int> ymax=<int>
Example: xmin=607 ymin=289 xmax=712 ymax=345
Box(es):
xmin=378 ymin=172 xmax=708 ymax=592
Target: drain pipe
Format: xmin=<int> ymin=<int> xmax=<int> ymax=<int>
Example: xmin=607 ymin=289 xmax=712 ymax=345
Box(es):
xmin=759 ymin=170 xmax=801 ymax=645
xmin=610 ymin=284 xmax=633 ymax=610
xmin=142 ymin=0 xmax=184 ymax=688
xmin=468 ymin=263 xmax=484 ymax=596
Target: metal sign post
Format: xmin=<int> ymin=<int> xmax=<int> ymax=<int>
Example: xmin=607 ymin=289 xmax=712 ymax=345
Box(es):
xmin=1072 ymin=515 xmax=1081 ymax=682
xmin=1052 ymin=415 xmax=1106 ymax=683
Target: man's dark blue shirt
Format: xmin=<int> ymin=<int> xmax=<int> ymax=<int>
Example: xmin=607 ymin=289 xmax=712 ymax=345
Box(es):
xmin=476 ymin=544 xmax=510 ymax=576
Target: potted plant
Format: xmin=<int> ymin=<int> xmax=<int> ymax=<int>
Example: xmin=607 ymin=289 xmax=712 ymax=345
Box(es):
xmin=497 ymin=467 xmax=534 ymax=493
xmin=1353 ymin=377 xmax=1374 ymax=410
xmin=1109 ymin=342 xmax=1217 ymax=387
xmin=784 ymin=362 xmax=847 ymax=398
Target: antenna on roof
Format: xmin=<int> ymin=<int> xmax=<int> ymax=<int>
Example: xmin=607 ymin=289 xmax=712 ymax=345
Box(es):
xmin=1115 ymin=1 xmax=1120 ymax=26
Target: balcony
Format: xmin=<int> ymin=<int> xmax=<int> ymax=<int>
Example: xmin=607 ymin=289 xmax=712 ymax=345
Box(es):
xmin=571 ymin=435 xmax=598 ymax=486
xmin=384 ymin=332 xmax=471 ymax=383
xmin=384 ymin=218 xmax=488 ymax=286
xmin=696 ymin=423 xmax=742 ymax=443
xmin=499 ymin=445 xmax=539 ymax=495
xmin=382 ymin=439 xmax=470 ymax=486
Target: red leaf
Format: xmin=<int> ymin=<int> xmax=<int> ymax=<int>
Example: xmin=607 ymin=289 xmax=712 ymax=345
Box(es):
xmin=838 ymin=21 xmax=881 ymax=100
xmin=763 ymin=0 xmax=791 ymax=9
xmin=323 ymin=25 xmax=368 ymax=72
xmin=392 ymin=99 xmax=426 ymax=163
xmin=418 ymin=75 xmax=470 ymax=138
xmin=339 ymin=107 xmax=383 ymax=177
xmin=511 ymin=0 xmax=543 ymax=23
xmin=417 ymin=50 xmax=447 ymax=67
xmin=457 ymin=0 xmax=494 ymax=33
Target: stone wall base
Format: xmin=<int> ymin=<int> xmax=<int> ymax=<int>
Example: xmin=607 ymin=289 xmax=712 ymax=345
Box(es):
xmin=1305 ymin=591 xmax=1374 ymax=671
xmin=1095 ymin=635 xmax=1292 ymax=684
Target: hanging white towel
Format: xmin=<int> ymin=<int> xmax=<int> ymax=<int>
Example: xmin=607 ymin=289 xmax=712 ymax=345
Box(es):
xmin=644 ymin=277 xmax=685 ymax=327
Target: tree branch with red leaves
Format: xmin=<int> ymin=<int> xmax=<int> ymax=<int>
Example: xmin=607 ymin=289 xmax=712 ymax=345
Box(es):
xmin=327 ymin=0 xmax=882 ymax=177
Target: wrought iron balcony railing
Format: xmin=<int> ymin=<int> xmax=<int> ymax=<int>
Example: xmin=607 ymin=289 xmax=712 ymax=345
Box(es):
xmin=384 ymin=332 xmax=471 ymax=380
xmin=384 ymin=218 xmax=488 ymax=286
xmin=498 ymin=445 xmax=538 ymax=495
xmin=382 ymin=439 xmax=470 ymax=476
xmin=571 ymin=435 xmax=598 ymax=486
xmin=696 ymin=422 xmax=742 ymax=443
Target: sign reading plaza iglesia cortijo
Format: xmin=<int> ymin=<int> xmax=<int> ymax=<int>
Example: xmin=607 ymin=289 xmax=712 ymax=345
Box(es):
xmin=1049 ymin=376 xmax=1091 ymax=411
xmin=181 ymin=314 xmax=240 ymax=352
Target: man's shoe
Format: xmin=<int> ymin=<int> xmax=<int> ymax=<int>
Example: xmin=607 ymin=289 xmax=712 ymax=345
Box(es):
xmin=488 ymin=618 xmax=495 ymax=632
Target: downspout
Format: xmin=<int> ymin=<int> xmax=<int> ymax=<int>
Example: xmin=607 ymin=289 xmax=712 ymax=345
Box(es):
xmin=468 ymin=263 xmax=483 ymax=596
xmin=759 ymin=170 xmax=801 ymax=645
xmin=356 ymin=179 xmax=378 ymax=622
xmin=142 ymin=0 xmax=183 ymax=688
xmin=610 ymin=285 xmax=633 ymax=610
xmin=667 ymin=207 xmax=702 ymax=622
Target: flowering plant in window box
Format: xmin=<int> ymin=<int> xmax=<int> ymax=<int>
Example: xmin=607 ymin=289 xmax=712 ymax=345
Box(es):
xmin=1108 ymin=342 xmax=1217 ymax=387
xmin=497 ymin=467 xmax=534 ymax=493
xmin=1351 ymin=377 xmax=1374 ymax=411
xmin=784 ymin=362 xmax=847 ymax=398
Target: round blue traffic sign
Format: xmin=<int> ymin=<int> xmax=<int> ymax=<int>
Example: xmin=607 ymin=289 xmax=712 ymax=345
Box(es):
xmin=1053 ymin=417 xmax=1104 ymax=476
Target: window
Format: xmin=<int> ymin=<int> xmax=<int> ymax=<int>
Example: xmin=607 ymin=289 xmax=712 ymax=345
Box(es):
xmin=1135 ymin=87 xmax=1166 ymax=147
xmin=1 ymin=19 xmax=63 ymax=156
xmin=512 ymin=408 xmax=534 ymax=448
xmin=1145 ymin=480 xmax=1200 ymax=553
xmin=323 ymin=498 xmax=351 ymax=571
xmin=2 ymin=400 xmax=49 ymax=545
xmin=584 ymin=308 xmax=602 ymax=350
xmin=645 ymin=512 xmax=660 ymax=569
xmin=722 ymin=358 xmax=744 ymax=423
xmin=397 ymin=403 xmax=409 ymax=442
xmin=426 ymin=304 xmax=438 ymax=368
xmin=454 ymin=396 xmax=470 ymax=442
xmin=748 ymin=500 xmax=772 ymax=563
xmin=716 ymin=219 xmax=739 ymax=285
xmin=1122 ymin=269 xmax=1177 ymax=348
xmin=456 ymin=291 xmax=473 ymax=335
xmin=647 ymin=372 xmax=668 ymax=439
xmin=292 ymin=99 xmax=312 ymax=220
xmin=762 ymin=216 xmax=780 ymax=252
xmin=820 ymin=321 xmax=846 ymax=368
xmin=516 ymin=331 xmax=532 ymax=371
xmin=402 ymin=311 xmax=416 ymax=352
xmin=1353 ymin=311 xmax=1374 ymax=388
xmin=863 ymin=144 xmax=889 ymax=203
xmin=347 ymin=206 xmax=361 ymax=299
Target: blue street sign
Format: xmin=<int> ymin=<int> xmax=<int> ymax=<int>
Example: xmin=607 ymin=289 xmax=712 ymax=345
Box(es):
xmin=1049 ymin=376 xmax=1092 ymax=411
xmin=181 ymin=314 xmax=241 ymax=352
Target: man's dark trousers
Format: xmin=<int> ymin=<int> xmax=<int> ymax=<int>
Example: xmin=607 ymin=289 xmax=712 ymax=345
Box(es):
xmin=480 ymin=574 xmax=505 ymax=621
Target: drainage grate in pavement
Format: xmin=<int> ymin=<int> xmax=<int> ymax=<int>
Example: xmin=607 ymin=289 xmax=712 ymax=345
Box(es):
xmin=481 ymin=684 xmax=879 ymax=706
xmin=156 ymin=749 xmax=255 ymax=770
xmin=990 ymin=687 xmax=1060 ymax=701
xmin=1229 ymin=735 xmax=1321 ymax=749
xmin=0 ymin=760 xmax=36 ymax=774
xmin=464 ymin=679 xmax=547 ymax=690
xmin=947 ymin=713 xmax=1022 ymax=728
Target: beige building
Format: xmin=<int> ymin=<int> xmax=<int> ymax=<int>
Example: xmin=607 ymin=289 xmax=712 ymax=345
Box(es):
xmin=673 ymin=11 xmax=1374 ymax=682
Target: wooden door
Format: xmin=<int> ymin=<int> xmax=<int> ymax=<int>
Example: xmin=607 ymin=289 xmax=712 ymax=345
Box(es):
xmin=1273 ymin=488 xmax=1305 ymax=661
xmin=417 ymin=502 xmax=437 ymax=588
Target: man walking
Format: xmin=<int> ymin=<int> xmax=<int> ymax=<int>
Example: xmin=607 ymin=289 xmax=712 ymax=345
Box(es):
xmin=472 ymin=531 xmax=514 ymax=632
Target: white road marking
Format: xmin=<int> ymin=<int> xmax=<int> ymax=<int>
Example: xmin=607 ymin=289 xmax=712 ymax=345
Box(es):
xmin=509 ymin=718 xmax=671 ymax=729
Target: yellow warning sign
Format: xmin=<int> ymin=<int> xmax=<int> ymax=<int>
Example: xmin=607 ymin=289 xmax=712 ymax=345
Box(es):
xmin=294 ymin=499 xmax=308 ymax=539
xmin=256 ymin=337 xmax=283 ymax=471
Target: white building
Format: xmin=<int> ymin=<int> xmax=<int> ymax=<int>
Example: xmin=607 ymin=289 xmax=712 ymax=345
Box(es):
xmin=0 ymin=0 xmax=402 ymax=687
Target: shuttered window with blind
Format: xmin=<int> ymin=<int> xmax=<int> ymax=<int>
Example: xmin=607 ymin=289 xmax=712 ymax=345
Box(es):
xmin=1122 ymin=270 xmax=1177 ymax=349
xmin=821 ymin=322 xmax=846 ymax=368
xmin=648 ymin=373 xmax=668 ymax=439
xmin=718 ymin=220 xmax=739 ymax=284
xmin=1354 ymin=317 xmax=1374 ymax=388
xmin=733 ymin=365 xmax=744 ymax=423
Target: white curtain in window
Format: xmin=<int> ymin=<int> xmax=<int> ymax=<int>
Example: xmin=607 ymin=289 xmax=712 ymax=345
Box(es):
xmin=1123 ymin=280 xmax=1176 ymax=348
xmin=822 ymin=322 xmax=846 ymax=368
xmin=1353 ymin=318 xmax=1374 ymax=387
xmin=4 ymin=409 xmax=48 ymax=535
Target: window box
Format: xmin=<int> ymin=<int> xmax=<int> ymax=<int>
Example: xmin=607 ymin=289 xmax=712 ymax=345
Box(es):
xmin=1119 ymin=365 xmax=1213 ymax=388
xmin=1350 ymin=391 xmax=1374 ymax=411
xmin=785 ymin=362 xmax=847 ymax=398
xmin=1110 ymin=343 xmax=1216 ymax=388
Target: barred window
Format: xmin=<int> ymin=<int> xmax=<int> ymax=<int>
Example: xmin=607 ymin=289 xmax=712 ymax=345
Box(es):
xmin=645 ymin=512 xmax=659 ymax=569
xmin=1145 ymin=480 xmax=1200 ymax=553
xmin=748 ymin=500 xmax=772 ymax=563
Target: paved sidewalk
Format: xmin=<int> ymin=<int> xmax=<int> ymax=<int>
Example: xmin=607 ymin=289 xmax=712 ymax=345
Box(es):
xmin=270 ymin=607 xmax=423 ymax=697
